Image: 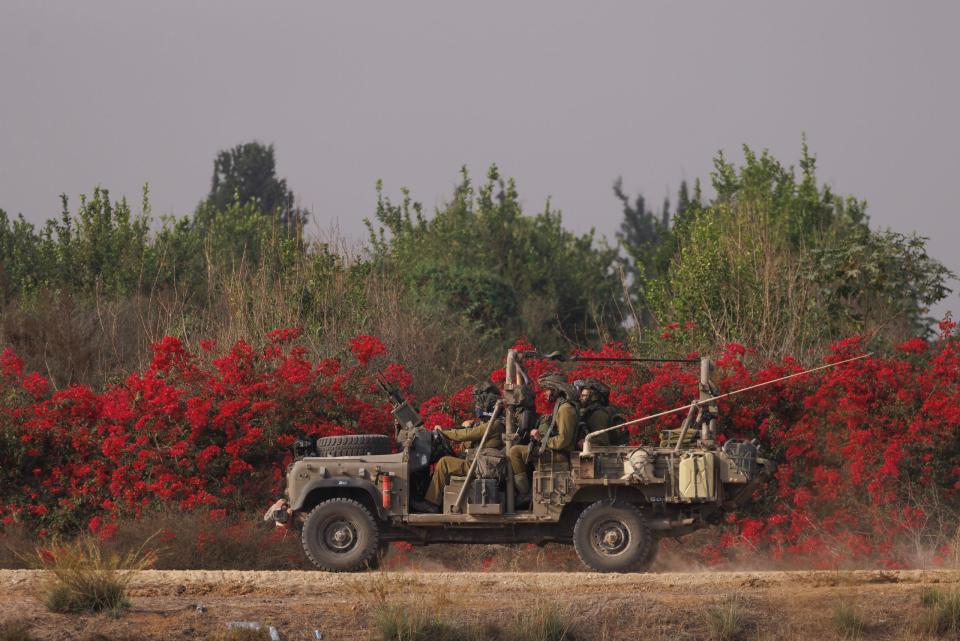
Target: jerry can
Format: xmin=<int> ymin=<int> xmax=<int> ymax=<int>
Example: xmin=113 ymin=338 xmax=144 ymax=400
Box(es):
xmin=678 ymin=451 xmax=717 ymax=500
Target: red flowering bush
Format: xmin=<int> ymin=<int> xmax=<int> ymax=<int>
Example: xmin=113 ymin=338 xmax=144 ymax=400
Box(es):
xmin=2 ymin=324 xmax=959 ymax=568
xmin=0 ymin=331 xmax=401 ymax=537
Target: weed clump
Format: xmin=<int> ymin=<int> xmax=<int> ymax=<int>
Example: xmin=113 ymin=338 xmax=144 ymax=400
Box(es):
xmin=373 ymin=603 xmax=467 ymax=641
xmin=32 ymin=536 xmax=155 ymax=614
xmin=371 ymin=600 xmax=574 ymax=641
xmin=917 ymin=588 xmax=960 ymax=637
xmin=504 ymin=602 xmax=573 ymax=641
xmin=702 ymin=602 xmax=745 ymax=641
xmin=831 ymin=602 xmax=865 ymax=640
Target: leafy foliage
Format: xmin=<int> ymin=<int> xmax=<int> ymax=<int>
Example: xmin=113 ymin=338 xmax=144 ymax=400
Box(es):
xmin=619 ymin=143 xmax=952 ymax=356
xmin=0 ymin=188 xmax=153 ymax=302
xmin=0 ymin=185 xmax=304 ymax=307
xmin=367 ymin=165 xmax=623 ymax=346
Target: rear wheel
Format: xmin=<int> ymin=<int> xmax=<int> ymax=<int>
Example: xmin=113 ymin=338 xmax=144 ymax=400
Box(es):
xmin=302 ymin=498 xmax=380 ymax=572
xmin=572 ymin=501 xmax=653 ymax=573
xmin=314 ymin=434 xmax=392 ymax=457
xmin=639 ymin=534 xmax=660 ymax=571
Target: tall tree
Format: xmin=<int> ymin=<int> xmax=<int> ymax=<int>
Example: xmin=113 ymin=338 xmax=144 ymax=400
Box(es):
xmin=648 ymin=144 xmax=953 ymax=356
xmin=200 ymin=142 xmax=306 ymax=233
xmin=613 ymin=179 xmax=695 ymax=326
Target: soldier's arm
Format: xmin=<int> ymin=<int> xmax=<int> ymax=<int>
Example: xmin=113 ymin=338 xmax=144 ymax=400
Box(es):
xmin=546 ymin=404 xmax=578 ymax=450
xmin=440 ymin=423 xmax=487 ymax=443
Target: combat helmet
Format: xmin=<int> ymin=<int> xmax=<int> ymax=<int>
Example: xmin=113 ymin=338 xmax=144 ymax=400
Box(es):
xmin=471 ymin=380 xmax=500 ymax=417
xmin=573 ymin=377 xmax=611 ymax=407
xmin=537 ymin=372 xmax=576 ymax=402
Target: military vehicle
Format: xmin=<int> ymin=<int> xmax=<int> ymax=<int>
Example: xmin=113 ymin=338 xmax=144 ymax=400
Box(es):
xmin=266 ymin=348 xmax=792 ymax=573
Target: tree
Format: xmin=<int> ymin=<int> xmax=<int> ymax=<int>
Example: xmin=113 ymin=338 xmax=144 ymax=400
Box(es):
xmin=366 ymin=165 xmax=623 ymax=347
xmin=200 ymin=142 xmax=306 ymax=234
xmin=613 ymin=179 xmax=700 ymax=327
xmin=647 ymin=143 xmax=953 ymax=357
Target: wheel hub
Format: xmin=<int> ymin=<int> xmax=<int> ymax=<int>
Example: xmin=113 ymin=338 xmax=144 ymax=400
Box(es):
xmin=593 ymin=519 xmax=629 ymax=555
xmin=324 ymin=519 xmax=357 ymax=552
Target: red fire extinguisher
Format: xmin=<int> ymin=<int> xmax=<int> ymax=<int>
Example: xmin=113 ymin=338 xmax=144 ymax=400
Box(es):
xmin=381 ymin=473 xmax=392 ymax=509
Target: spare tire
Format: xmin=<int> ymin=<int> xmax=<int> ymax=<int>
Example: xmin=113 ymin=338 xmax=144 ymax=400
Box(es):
xmin=314 ymin=434 xmax=392 ymax=457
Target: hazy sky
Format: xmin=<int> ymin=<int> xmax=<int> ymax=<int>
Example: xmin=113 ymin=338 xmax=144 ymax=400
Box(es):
xmin=2 ymin=1 xmax=958 ymax=316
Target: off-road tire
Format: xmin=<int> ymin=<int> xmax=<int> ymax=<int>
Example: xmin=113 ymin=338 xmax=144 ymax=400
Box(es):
xmin=572 ymin=500 xmax=653 ymax=573
xmin=314 ymin=434 xmax=392 ymax=457
xmin=639 ymin=534 xmax=660 ymax=571
xmin=301 ymin=498 xmax=380 ymax=572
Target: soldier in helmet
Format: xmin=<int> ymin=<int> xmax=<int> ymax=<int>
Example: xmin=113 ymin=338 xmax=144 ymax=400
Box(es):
xmin=507 ymin=372 xmax=579 ymax=503
xmin=575 ymin=378 xmax=613 ymax=446
xmin=415 ymin=381 xmax=505 ymax=513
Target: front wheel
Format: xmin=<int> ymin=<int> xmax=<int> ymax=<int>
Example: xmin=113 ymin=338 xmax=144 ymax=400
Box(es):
xmin=572 ymin=501 xmax=653 ymax=573
xmin=302 ymin=499 xmax=380 ymax=572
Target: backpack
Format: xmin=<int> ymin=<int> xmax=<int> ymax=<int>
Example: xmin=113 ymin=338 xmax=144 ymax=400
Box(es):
xmin=474 ymin=449 xmax=508 ymax=484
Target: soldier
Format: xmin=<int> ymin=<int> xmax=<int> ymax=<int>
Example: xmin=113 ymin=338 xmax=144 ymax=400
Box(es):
xmin=575 ymin=378 xmax=612 ymax=446
xmin=415 ymin=381 xmax=505 ymax=513
xmin=507 ymin=372 xmax=578 ymax=503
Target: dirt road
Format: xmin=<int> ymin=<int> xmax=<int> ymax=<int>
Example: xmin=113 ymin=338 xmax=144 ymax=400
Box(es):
xmin=1 ymin=568 xmax=957 ymax=640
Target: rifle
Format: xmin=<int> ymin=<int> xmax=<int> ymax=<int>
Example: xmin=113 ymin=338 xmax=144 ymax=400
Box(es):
xmin=375 ymin=371 xmax=405 ymax=406
xmin=532 ymin=400 xmax=563 ymax=457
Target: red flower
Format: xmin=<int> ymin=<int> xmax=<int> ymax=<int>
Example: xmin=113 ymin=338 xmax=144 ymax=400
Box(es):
xmin=1 ymin=347 xmax=23 ymax=377
xmin=266 ymin=327 xmax=303 ymax=344
xmin=349 ymin=335 xmax=385 ymax=365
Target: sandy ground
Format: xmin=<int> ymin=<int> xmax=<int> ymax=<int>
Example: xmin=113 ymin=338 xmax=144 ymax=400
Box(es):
xmin=1 ymin=568 xmax=958 ymax=640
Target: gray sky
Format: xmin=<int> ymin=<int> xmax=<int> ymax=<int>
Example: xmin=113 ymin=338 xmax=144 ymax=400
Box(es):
xmin=2 ymin=1 xmax=958 ymax=318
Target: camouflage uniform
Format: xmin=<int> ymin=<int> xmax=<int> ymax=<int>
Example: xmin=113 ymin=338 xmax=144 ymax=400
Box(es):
xmin=508 ymin=373 xmax=578 ymax=495
xmin=575 ymin=378 xmax=621 ymax=446
xmin=424 ymin=383 xmax=505 ymax=507
xmin=580 ymin=402 xmax=612 ymax=446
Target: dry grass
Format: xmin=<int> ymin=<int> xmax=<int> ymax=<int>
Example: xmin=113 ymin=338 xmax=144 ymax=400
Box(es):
xmin=701 ymin=601 xmax=745 ymax=641
xmin=371 ymin=602 xmax=574 ymax=641
xmin=367 ymin=586 xmax=574 ymax=641
xmin=371 ymin=603 xmax=471 ymax=641
xmin=211 ymin=628 xmax=272 ymax=641
xmin=0 ymin=248 xmax=493 ymax=398
xmin=916 ymin=588 xmax=960 ymax=637
xmin=0 ymin=621 xmax=34 ymax=641
xmin=832 ymin=602 xmax=866 ymax=640
xmin=503 ymin=601 xmax=574 ymax=641
xmin=0 ymin=622 xmax=158 ymax=641
xmin=0 ymin=525 xmax=36 ymax=570
xmin=29 ymin=535 xmax=155 ymax=614
xmin=103 ymin=509 xmax=307 ymax=570
xmin=2 ymin=511 xmax=305 ymax=572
